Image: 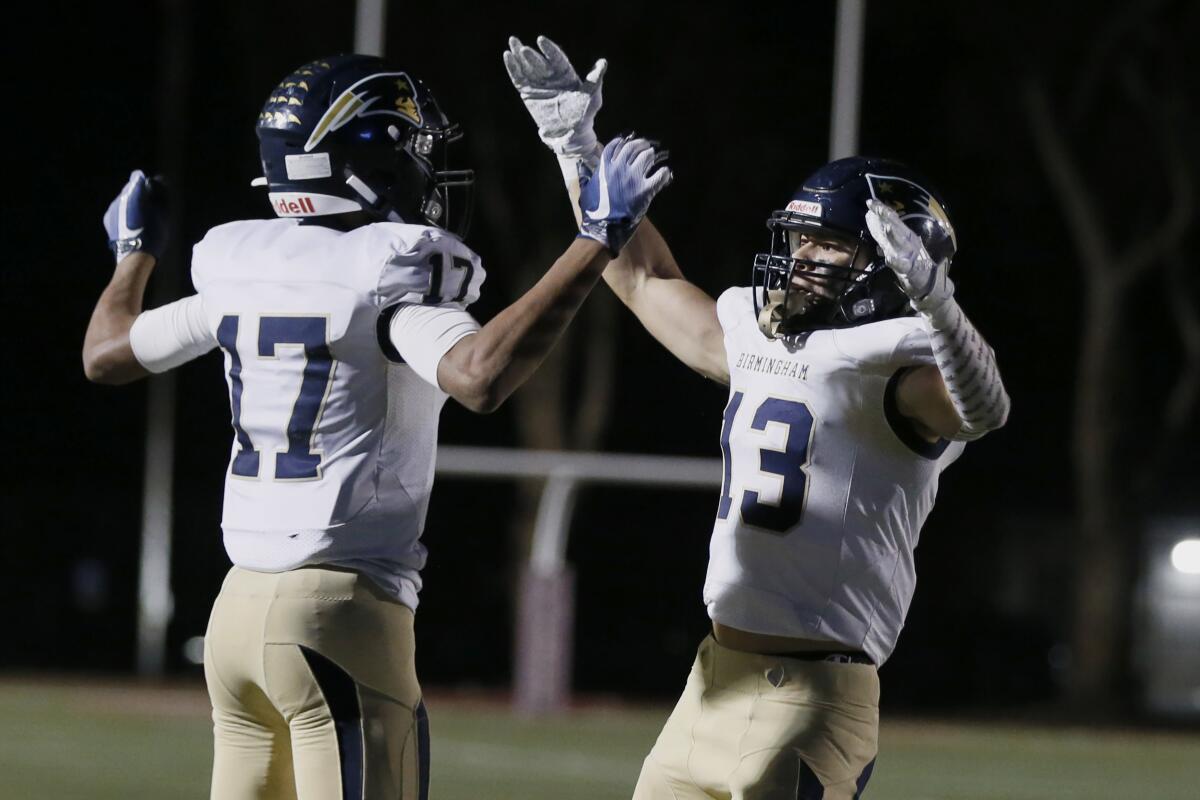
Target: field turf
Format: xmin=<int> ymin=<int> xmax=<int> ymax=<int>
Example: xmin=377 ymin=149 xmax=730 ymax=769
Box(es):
xmin=2 ymin=679 xmax=1197 ymax=799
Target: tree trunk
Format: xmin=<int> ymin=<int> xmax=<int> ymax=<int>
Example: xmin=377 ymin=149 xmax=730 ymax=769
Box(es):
xmin=1068 ymin=283 xmax=1131 ymax=707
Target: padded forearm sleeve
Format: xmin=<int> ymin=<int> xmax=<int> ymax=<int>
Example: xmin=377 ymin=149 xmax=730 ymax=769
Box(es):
xmin=917 ymin=295 xmax=1011 ymax=441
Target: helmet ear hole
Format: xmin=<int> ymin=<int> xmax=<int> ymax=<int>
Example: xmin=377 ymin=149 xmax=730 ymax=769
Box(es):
xmin=379 ymin=157 xmax=428 ymax=221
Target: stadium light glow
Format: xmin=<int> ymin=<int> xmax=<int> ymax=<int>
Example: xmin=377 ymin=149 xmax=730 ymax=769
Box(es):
xmin=1170 ymin=538 xmax=1200 ymax=575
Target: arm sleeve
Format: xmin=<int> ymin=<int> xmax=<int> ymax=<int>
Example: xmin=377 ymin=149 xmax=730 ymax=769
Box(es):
xmin=915 ymin=295 xmax=1011 ymax=441
xmin=388 ymin=303 xmax=481 ymax=388
xmin=128 ymin=294 xmax=217 ymax=373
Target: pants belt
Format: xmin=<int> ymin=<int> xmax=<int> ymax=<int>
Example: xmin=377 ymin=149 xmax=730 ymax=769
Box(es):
xmin=775 ymin=650 xmax=875 ymax=665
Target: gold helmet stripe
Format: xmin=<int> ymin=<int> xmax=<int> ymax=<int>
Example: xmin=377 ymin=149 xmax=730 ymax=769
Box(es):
xmin=304 ymin=91 xmax=370 ymax=152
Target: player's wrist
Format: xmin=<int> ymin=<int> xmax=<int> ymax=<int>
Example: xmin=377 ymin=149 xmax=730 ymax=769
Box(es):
xmin=114 ymin=249 xmax=159 ymax=273
xmin=910 ymin=272 xmax=955 ymax=316
xmin=555 ymin=139 xmax=601 ymax=165
xmin=111 ymin=238 xmax=158 ymax=263
xmin=553 ymin=129 xmax=600 ymax=159
xmin=577 ymin=221 xmax=622 ymax=256
xmin=556 ymin=146 xmax=602 ymax=197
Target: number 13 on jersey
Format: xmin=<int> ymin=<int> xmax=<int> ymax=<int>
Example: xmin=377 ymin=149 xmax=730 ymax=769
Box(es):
xmin=717 ymin=392 xmax=816 ymax=534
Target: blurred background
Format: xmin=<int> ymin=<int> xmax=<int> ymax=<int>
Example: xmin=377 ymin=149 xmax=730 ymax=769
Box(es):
xmin=3 ymin=0 xmax=1200 ymax=796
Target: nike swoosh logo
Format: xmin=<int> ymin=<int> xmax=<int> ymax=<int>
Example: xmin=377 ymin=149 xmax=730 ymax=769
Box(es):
xmin=589 ymin=151 xmax=610 ymax=220
xmin=119 ymin=191 xmax=143 ymax=240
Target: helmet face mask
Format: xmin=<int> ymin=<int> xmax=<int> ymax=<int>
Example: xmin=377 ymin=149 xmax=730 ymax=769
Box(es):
xmin=255 ymin=56 xmax=475 ymax=237
xmin=752 ymin=157 xmax=956 ymax=338
xmin=412 ymin=123 xmax=474 ymax=237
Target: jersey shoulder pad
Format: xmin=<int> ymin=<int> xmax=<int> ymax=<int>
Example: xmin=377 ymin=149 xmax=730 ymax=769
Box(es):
xmin=369 ymin=223 xmax=486 ymax=310
xmin=715 ymin=286 xmax=756 ymax=336
xmin=831 ymin=316 xmax=933 ymax=374
xmin=190 ymin=220 xmax=257 ymax=290
xmin=190 ymin=219 xmax=298 ymax=290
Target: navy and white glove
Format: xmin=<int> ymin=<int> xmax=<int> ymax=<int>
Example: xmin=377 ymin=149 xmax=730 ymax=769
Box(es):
xmin=577 ymin=135 xmax=672 ymax=255
xmin=864 ymin=199 xmax=952 ymax=312
xmin=503 ymin=35 xmax=606 ymax=164
xmin=103 ymin=169 xmax=168 ymax=263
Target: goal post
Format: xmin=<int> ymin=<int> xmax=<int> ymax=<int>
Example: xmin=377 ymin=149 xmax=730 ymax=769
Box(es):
xmin=435 ymin=446 xmax=722 ymax=713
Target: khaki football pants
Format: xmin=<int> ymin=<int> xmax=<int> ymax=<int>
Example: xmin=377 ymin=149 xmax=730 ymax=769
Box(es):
xmin=204 ymin=566 xmax=428 ymax=800
xmin=633 ymin=636 xmax=879 ymax=800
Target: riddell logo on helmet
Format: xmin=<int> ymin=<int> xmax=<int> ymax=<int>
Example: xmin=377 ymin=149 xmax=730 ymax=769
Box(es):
xmin=275 ymin=196 xmax=317 ymax=215
xmin=786 ymin=200 xmax=822 ymax=218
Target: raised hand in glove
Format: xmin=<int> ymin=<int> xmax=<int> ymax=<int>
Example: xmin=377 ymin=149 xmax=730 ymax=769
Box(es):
xmin=577 ymin=135 xmax=672 ymax=255
xmin=503 ymin=35 xmax=606 ymax=162
xmin=103 ymin=170 xmax=169 ymax=263
xmin=864 ymin=198 xmax=952 ymax=312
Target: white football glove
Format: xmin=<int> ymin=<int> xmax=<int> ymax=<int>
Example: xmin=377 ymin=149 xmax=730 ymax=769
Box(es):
xmin=503 ymin=35 xmax=606 ymax=163
xmin=865 ymin=198 xmax=953 ymax=312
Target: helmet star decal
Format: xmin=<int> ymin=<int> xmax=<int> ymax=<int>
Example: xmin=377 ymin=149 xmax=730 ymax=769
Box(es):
xmin=866 ymin=173 xmax=957 ymax=252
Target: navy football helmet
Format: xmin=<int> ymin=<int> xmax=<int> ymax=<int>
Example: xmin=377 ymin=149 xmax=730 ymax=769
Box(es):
xmin=752 ymin=156 xmax=956 ymax=337
xmin=254 ymin=55 xmax=474 ymax=236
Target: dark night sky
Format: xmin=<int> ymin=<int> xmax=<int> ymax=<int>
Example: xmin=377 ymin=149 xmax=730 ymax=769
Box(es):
xmin=4 ymin=0 xmax=1198 ymax=709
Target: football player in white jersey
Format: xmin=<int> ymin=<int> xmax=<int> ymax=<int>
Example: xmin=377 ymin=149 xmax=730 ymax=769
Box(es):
xmin=506 ymin=37 xmax=1009 ymax=799
xmin=83 ymin=55 xmax=670 ymax=800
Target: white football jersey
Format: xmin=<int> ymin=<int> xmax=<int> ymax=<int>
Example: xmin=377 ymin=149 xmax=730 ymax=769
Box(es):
xmin=704 ymin=287 xmax=965 ymax=665
xmin=189 ymin=218 xmax=485 ymax=608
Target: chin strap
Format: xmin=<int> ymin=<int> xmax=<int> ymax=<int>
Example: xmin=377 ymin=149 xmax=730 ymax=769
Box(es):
xmin=756 ymin=289 xmax=820 ymax=338
xmin=757 ymin=290 xmax=787 ymax=338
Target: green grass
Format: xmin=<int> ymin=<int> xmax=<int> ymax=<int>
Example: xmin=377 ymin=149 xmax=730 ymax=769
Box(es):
xmin=1 ymin=679 xmax=1197 ymax=799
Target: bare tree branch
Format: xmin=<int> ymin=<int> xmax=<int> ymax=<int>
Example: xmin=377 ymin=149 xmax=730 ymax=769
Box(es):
xmin=1163 ymin=248 xmax=1200 ymax=429
xmin=1023 ymin=82 xmax=1114 ymax=277
xmin=1137 ymin=246 xmax=1200 ymax=495
xmin=1070 ymin=0 xmax=1171 ymax=119
xmin=569 ymin=292 xmax=617 ymax=450
xmin=1115 ymin=66 xmax=1194 ymax=280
